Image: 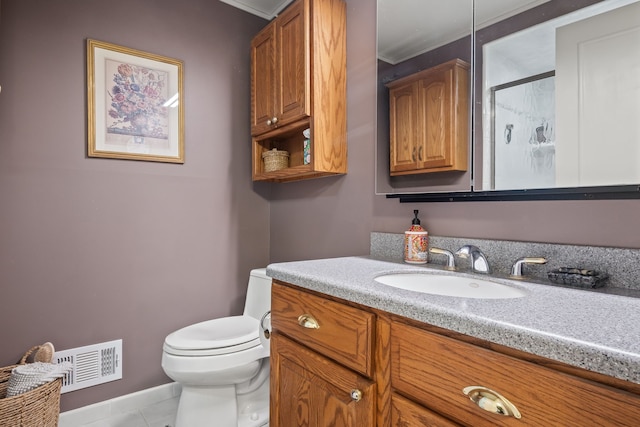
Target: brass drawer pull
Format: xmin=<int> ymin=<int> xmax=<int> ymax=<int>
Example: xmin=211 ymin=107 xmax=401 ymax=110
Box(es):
xmin=462 ymin=386 xmax=521 ymax=419
xmin=350 ymin=389 xmax=362 ymax=402
xmin=297 ymin=314 xmax=320 ymax=329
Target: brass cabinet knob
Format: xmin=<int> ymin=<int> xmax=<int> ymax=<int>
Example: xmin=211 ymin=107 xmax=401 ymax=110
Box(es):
xmin=462 ymin=386 xmax=521 ymax=419
xmin=350 ymin=389 xmax=362 ymax=402
xmin=297 ymin=314 xmax=320 ymax=329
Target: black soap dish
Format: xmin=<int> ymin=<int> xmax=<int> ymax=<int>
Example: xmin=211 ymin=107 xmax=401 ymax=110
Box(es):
xmin=547 ymin=267 xmax=609 ymax=288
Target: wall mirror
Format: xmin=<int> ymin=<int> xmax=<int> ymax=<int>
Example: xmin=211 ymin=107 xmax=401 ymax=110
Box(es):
xmin=376 ymin=0 xmax=640 ymax=201
xmin=375 ymin=0 xmax=474 ymax=196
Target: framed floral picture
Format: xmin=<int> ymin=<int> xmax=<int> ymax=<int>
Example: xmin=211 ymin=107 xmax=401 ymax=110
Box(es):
xmin=87 ymin=39 xmax=184 ymax=163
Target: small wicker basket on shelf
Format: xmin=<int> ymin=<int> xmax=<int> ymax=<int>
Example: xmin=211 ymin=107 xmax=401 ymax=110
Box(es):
xmin=262 ymin=148 xmax=289 ymax=172
xmin=0 ymin=345 xmax=63 ymax=427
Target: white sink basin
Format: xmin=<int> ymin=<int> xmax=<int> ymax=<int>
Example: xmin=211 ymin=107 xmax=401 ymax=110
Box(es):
xmin=374 ymin=273 xmax=526 ymax=299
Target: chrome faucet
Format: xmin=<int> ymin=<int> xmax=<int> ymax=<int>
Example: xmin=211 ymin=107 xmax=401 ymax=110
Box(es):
xmin=510 ymin=257 xmax=547 ymax=279
xmin=455 ymin=245 xmax=490 ymax=274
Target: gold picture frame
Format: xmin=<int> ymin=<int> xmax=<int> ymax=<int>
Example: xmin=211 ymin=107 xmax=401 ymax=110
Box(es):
xmin=87 ymin=39 xmax=184 ymax=163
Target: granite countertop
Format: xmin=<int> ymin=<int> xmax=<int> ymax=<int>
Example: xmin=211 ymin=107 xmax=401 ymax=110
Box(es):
xmin=266 ymin=256 xmax=640 ymax=385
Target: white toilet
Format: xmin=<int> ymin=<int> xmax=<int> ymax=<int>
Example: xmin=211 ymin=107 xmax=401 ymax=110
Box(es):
xmin=162 ymin=268 xmax=272 ymax=427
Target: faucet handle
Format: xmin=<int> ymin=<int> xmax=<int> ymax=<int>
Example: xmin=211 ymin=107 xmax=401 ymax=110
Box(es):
xmin=429 ymin=247 xmax=456 ymax=270
xmin=510 ymin=257 xmax=547 ymax=279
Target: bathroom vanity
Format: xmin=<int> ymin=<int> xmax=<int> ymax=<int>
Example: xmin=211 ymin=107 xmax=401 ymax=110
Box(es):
xmin=267 ymin=257 xmax=640 ymax=426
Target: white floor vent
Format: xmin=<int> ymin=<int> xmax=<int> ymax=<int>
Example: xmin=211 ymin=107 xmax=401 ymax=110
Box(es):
xmin=53 ymin=339 xmax=122 ymax=393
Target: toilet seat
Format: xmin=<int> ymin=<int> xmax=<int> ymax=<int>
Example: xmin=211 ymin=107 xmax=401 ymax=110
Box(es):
xmin=164 ymin=316 xmax=261 ymax=356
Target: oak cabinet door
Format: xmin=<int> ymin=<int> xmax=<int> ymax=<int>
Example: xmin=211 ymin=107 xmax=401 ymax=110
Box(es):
xmin=387 ymin=59 xmax=469 ymax=176
xmin=251 ymin=0 xmax=308 ymax=137
xmin=271 ymin=333 xmax=375 ymax=427
xmin=275 ymin=0 xmax=309 ymax=127
xmin=418 ymin=68 xmax=452 ymax=169
xmin=251 ymin=24 xmax=276 ymax=136
xmin=389 ymin=82 xmax=420 ymax=173
xmin=392 ymin=393 xmax=461 ymax=427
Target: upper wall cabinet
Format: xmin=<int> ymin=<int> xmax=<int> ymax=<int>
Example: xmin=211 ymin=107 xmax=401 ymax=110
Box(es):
xmin=251 ymin=0 xmax=307 ymax=137
xmin=386 ymin=59 xmax=469 ymax=176
xmin=250 ymin=0 xmax=347 ymax=182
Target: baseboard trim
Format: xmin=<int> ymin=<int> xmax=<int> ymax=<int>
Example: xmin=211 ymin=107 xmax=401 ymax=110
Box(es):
xmin=59 ymin=382 xmax=181 ymax=426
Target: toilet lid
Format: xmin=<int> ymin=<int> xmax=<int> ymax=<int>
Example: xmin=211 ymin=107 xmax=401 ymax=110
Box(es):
xmin=164 ymin=316 xmax=260 ymax=354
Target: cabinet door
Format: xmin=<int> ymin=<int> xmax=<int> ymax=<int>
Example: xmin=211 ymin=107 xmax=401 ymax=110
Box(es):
xmin=386 ymin=59 xmax=469 ymax=176
xmin=271 ymin=333 xmax=375 ymax=427
xmin=392 ymin=393 xmax=461 ymax=427
xmin=389 ymin=82 xmax=420 ymax=173
xmin=251 ymin=23 xmax=276 ymax=136
xmin=418 ymin=68 xmax=453 ymax=169
xmin=275 ymin=0 xmax=310 ymax=127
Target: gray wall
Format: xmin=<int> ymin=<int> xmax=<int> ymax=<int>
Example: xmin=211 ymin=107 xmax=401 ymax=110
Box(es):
xmin=0 ymin=0 xmax=269 ymax=411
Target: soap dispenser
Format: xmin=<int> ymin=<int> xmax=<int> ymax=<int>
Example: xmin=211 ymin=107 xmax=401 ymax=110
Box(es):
xmin=404 ymin=210 xmax=429 ymax=264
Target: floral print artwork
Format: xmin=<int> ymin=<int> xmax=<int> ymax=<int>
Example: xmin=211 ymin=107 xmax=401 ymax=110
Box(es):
xmin=105 ymin=59 xmax=170 ymax=141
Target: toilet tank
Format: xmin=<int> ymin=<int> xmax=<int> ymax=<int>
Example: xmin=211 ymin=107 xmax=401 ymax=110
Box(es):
xmin=243 ymin=268 xmax=272 ymax=320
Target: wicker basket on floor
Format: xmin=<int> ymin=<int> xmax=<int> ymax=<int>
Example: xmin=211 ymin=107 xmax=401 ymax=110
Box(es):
xmin=0 ymin=346 xmax=62 ymax=427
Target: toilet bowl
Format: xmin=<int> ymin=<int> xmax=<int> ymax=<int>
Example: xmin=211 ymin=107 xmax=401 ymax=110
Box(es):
xmin=162 ymin=268 xmax=272 ymax=427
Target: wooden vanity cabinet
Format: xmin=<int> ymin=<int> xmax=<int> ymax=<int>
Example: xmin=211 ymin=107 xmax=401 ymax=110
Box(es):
xmin=250 ymin=0 xmax=347 ymax=182
xmin=271 ymin=280 xmax=640 ymax=426
xmin=387 ymin=59 xmax=470 ymax=176
xmin=270 ymin=281 xmax=375 ymax=426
